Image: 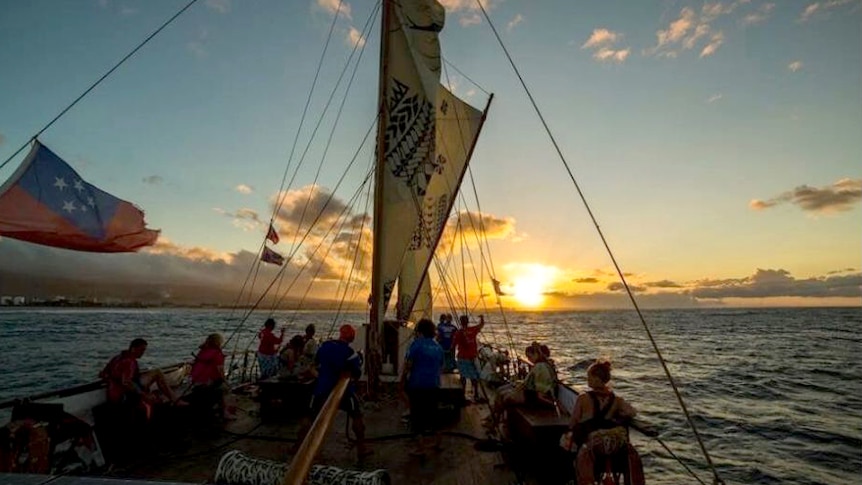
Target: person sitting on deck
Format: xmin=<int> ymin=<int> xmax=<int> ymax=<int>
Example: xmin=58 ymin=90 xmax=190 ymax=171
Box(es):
xmin=491 ymin=342 xmax=557 ymax=423
xmin=452 ymin=314 xmax=485 ymax=402
xmin=99 ymin=338 xmax=186 ymax=419
xmin=189 ymin=333 xmax=236 ymax=420
xmin=567 ymin=360 xmax=643 ymax=485
xmin=278 ymin=335 xmax=316 ymax=381
xmin=436 ymin=313 xmax=457 ymax=373
xmin=257 ymin=318 xmax=284 ymax=380
xmin=400 ymin=318 xmax=444 ymax=457
xmin=296 ymin=324 xmax=370 ymax=459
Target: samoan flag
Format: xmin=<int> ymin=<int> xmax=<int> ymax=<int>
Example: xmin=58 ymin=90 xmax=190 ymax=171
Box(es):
xmin=0 ymin=141 xmax=159 ymax=252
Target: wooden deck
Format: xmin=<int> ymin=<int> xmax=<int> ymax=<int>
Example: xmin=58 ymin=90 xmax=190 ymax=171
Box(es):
xmin=98 ymin=376 xmax=519 ymax=485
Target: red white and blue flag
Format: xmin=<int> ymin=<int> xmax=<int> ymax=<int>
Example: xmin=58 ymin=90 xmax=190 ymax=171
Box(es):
xmin=0 ymin=141 xmax=159 ymax=252
xmin=261 ymin=246 xmax=284 ymax=266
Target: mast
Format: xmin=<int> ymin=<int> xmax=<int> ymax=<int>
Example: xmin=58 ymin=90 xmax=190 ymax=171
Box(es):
xmin=368 ymin=0 xmax=392 ymax=391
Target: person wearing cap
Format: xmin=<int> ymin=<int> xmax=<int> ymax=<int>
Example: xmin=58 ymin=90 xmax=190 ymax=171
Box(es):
xmin=299 ymin=324 xmax=369 ymax=459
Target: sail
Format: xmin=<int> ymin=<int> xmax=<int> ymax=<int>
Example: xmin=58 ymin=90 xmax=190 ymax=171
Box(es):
xmin=406 ymin=274 xmax=433 ymax=323
xmin=371 ymin=0 xmax=446 ymax=323
xmin=396 ymin=86 xmax=486 ymax=320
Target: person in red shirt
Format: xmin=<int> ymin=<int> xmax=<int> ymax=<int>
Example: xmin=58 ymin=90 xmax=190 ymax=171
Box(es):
xmin=190 ymin=333 xmax=235 ymax=420
xmin=100 ymin=338 xmax=185 ymax=419
xmin=257 ymin=318 xmax=284 ymax=379
xmin=452 ymin=314 xmax=485 ymax=402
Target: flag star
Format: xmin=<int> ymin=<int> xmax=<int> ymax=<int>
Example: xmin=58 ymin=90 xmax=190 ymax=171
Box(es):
xmin=87 ymin=196 xmax=95 ymax=207
xmin=62 ymin=201 xmax=76 ymax=213
xmin=54 ymin=177 xmax=68 ymax=190
xmin=80 ymin=204 xmax=88 ymax=213
xmin=74 ymin=179 xmax=84 ymax=191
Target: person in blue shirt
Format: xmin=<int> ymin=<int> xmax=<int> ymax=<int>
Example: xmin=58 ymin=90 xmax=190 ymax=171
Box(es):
xmin=297 ymin=324 xmax=369 ymax=459
xmin=400 ymin=318 xmax=444 ymax=457
xmin=436 ymin=313 xmax=457 ymax=373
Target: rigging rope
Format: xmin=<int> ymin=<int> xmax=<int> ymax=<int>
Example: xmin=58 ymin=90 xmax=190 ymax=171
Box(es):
xmin=225 ymin=1 xmax=378 ymax=372
xmin=474 ymin=2 xmax=725 ymax=484
xmin=222 ymin=115 xmax=378 ymax=350
xmin=0 ymin=0 xmax=201 ymax=172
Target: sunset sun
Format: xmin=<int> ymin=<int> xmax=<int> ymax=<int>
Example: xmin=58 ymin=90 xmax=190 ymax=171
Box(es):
xmin=506 ymin=263 xmax=559 ymax=308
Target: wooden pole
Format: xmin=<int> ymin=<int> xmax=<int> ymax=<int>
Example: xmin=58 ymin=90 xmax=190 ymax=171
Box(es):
xmin=282 ymin=374 xmax=351 ymax=485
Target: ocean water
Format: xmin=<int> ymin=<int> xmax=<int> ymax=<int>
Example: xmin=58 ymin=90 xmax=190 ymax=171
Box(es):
xmin=0 ymin=307 xmax=860 ymax=485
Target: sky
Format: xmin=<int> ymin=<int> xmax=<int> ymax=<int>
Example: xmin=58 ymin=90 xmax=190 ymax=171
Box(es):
xmin=0 ymin=0 xmax=860 ymax=310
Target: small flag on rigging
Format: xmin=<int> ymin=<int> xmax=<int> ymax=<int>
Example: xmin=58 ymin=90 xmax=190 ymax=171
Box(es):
xmin=492 ymin=278 xmax=507 ymax=296
xmin=0 ymin=140 xmax=159 ymax=252
xmin=261 ymin=246 xmax=285 ymax=266
xmin=266 ymin=224 xmax=279 ymax=244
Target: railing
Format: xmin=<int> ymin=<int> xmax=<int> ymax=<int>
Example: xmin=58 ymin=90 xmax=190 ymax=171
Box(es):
xmin=0 ymin=362 xmax=189 ymax=410
xmin=282 ymin=374 xmax=351 ymax=485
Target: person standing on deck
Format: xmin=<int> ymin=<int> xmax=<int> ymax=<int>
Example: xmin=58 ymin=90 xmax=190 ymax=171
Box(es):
xmin=436 ymin=313 xmax=457 ymax=373
xmin=297 ymin=324 xmax=370 ymax=459
xmin=400 ymin=318 xmax=445 ymax=456
xmin=302 ymin=323 xmax=319 ymax=368
xmin=452 ymin=314 xmax=485 ymax=402
xmin=257 ymin=318 xmax=284 ymax=380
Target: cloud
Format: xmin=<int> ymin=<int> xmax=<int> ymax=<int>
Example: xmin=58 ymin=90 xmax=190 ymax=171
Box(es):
xmin=145 ymin=237 xmax=229 ymax=262
xmin=707 ymin=93 xmax=723 ymax=103
xmin=437 ymin=210 xmax=517 ymax=253
xmin=750 ymin=178 xmax=862 ymax=214
xmin=574 ymin=277 xmax=599 ymax=284
xmin=644 ymin=280 xmax=683 ymax=288
xmin=235 ymin=184 xmax=253 ymax=194
xmin=700 ymin=32 xmax=725 ymax=57
xmin=648 ymin=3 xmax=747 ymax=58
xmin=120 ymin=7 xmax=138 ymax=16
xmin=142 ymin=175 xmax=163 ymax=185
xmin=788 ymin=60 xmax=804 ymax=72
xmin=187 ymin=29 xmax=209 ymax=58
xmin=205 ymin=0 xmax=230 ymax=14
xmin=214 ymin=207 xmax=263 ymax=231
xmin=607 ymin=282 xmax=646 ymax=293
xmin=800 ymin=0 xmax=857 ymax=22
xmin=438 ymin=0 xmax=502 ymax=27
xmin=507 ymin=14 xmax=524 ymax=32
xmin=347 ymin=26 xmax=365 ymax=48
xmin=741 ymin=2 xmax=776 ymax=26
xmin=581 ymin=28 xmax=630 ymax=63
xmin=316 ymin=0 xmax=352 ymax=20
xmin=827 ymin=267 xmax=857 ymax=275
xmin=691 ymin=268 xmax=862 ymax=298
xmin=593 ymin=47 xmax=630 ymax=63
xmin=582 ymin=28 xmax=620 ymax=49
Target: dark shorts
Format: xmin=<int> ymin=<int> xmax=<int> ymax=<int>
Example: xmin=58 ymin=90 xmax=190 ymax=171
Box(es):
xmin=309 ymin=391 xmax=362 ymax=418
xmin=408 ymin=388 xmax=439 ymax=435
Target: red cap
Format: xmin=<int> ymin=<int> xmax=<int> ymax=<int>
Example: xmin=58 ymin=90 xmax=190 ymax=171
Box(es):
xmin=339 ymin=324 xmax=356 ymax=342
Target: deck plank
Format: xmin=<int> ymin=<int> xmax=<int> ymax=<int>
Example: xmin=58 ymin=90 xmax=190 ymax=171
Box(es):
xmin=101 ymin=387 xmax=518 ymax=485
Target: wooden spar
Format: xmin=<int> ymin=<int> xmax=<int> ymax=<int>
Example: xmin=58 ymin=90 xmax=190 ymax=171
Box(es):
xmin=282 ymin=374 xmax=351 ymax=485
xmin=367 ymin=0 xmax=392 ymax=392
